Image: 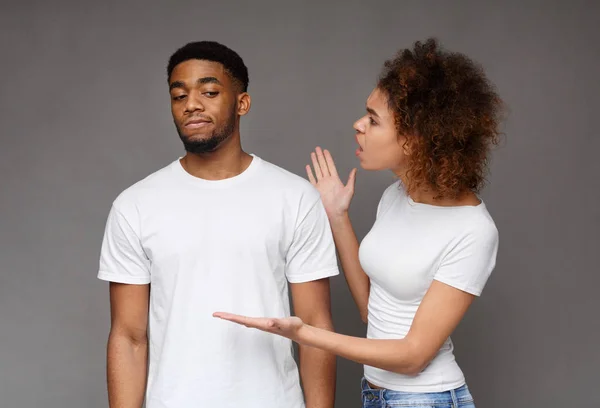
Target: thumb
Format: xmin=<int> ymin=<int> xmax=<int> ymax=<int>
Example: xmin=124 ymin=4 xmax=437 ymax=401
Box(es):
xmin=346 ymin=168 xmax=357 ymax=191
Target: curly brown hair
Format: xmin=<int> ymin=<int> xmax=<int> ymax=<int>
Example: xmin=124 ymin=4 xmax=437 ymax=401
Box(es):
xmin=377 ymin=38 xmax=503 ymax=199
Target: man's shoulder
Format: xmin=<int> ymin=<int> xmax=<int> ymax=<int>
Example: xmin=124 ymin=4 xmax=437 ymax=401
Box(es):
xmin=112 ymin=160 xmax=178 ymax=211
xmin=256 ymin=157 xmax=318 ymax=197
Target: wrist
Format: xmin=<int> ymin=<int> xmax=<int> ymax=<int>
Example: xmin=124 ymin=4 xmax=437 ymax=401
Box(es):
xmin=328 ymin=211 xmax=349 ymax=225
xmin=295 ymin=323 xmax=315 ymax=346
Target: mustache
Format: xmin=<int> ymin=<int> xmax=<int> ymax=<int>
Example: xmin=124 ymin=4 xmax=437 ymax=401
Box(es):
xmin=188 ymin=115 xmax=212 ymax=121
xmin=183 ymin=115 xmax=213 ymax=126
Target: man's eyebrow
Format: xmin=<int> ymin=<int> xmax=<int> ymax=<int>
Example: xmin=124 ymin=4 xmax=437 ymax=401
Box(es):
xmin=198 ymin=77 xmax=222 ymax=86
xmin=169 ymin=77 xmax=223 ymax=91
xmin=169 ymin=80 xmax=185 ymax=91
xmin=366 ymin=107 xmax=379 ymax=117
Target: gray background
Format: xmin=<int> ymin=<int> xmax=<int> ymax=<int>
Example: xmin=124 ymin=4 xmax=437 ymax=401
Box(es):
xmin=1 ymin=1 xmax=598 ymax=407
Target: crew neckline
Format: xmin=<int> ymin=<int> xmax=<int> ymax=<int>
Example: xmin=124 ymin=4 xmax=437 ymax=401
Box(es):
xmin=406 ymin=193 xmax=485 ymax=210
xmin=173 ymin=153 xmax=261 ymax=188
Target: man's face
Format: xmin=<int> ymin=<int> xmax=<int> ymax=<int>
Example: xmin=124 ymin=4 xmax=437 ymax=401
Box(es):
xmin=169 ymin=59 xmax=239 ymax=153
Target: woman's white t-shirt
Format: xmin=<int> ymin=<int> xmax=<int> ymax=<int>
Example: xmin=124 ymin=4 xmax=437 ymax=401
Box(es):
xmin=359 ymin=181 xmax=499 ymax=392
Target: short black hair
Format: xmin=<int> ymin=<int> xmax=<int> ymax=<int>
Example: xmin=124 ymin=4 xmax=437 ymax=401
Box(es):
xmin=167 ymin=41 xmax=249 ymax=92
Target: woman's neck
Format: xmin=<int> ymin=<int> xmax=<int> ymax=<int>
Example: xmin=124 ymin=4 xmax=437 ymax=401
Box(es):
xmin=409 ymin=187 xmax=480 ymax=207
xmin=394 ymin=171 xmax=480 ymax=207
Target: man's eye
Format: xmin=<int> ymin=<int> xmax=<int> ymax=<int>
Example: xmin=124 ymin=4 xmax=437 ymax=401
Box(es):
xmin=369 ymin=117 xmax=377 ymax=125
xmin=172 ymin=95 xmax=186 ymax=101
xmin=204 ymin=92 xmax=219 ymax=97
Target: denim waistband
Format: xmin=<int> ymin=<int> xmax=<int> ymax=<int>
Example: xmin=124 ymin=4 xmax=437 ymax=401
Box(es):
xmin=361 ymin=377 xmax=474 ymax=405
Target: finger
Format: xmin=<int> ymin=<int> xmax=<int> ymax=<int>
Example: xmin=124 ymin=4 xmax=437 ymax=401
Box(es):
xmin=311 ymin=152 xmax=323 ymax=180
xmin=315 ymin=147 xmax=330 ymax=177
xmin=214 ymin=312 xmax=276 ymax=331
xmin=306 ymin=165 xmax=317 ymax=185
xmin=323 ymin=149 xmax=339 ymax=178
xmin=213 ymin=311 xmax=240 ymax=319
xmin=213 ymin=312 xmax=247 ymax=324
xmin=213 ymin=312 xmax=255 ymax=327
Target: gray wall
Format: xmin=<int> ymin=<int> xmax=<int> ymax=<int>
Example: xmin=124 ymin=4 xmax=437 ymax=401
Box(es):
xmin=1 ymin=1 xmax=598 ymax=407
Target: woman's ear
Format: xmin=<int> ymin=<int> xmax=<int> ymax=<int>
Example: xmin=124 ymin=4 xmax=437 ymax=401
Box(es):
xmin=400 ymin=135 xmax=413 ymax=156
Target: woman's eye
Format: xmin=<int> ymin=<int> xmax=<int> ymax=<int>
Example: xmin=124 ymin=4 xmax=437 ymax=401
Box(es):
xmin=369 ymin=117 xmax=377 ymax=125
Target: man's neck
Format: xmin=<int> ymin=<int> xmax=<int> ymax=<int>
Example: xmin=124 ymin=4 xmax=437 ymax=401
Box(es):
xmin=180 ymin=136 xmax=253 ymax=181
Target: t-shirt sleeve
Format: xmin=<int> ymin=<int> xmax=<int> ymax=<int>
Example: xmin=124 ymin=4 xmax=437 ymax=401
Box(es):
xmin=433 ymin=223 xmax=499 ymax=296
xmin=285 ymin=196 xmax=340 ymax=283
xmin=376 ymin=181 xmax=401 ymax=219
xmin=97 ymin=204 xmax=151 ymax=285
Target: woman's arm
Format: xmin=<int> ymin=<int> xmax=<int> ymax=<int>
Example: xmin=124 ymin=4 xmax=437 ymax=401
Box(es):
xmin=307 ymin=147 xmax=370 ymax=322
xmin=328 ymin=213 xmax=370 ymax=323
xmin=214 ymin=280 xmax=475 ymax=375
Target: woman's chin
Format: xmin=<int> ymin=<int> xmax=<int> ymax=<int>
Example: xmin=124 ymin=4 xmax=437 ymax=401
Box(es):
xmin=358 ymin=162 xmax=377 ymax=171
xmin=357 ymin=158 xmax=382 ymax=171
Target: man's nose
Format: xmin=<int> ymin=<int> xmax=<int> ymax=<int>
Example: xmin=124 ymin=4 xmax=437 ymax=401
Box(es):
xmin=185 ymin=90 xmax=205 ymax=113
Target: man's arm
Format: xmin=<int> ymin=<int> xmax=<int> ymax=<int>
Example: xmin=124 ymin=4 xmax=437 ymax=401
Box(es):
xmin=107 ymin=282 xmax=150 ymax=408
xmin=291 ymin=278 xmax=336 ymax=408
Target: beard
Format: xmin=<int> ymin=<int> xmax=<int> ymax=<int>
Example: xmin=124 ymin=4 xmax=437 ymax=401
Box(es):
xmin=176 ymin=108 xmax=236 ymax=154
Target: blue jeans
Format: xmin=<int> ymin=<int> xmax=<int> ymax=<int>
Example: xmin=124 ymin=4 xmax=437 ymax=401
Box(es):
xmin=361 ymin=377 xmax=476 ymax=407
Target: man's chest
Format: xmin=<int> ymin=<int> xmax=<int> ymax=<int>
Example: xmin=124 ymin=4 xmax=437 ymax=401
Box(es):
xmin=139 ymin=197 xmax=294 ymax=266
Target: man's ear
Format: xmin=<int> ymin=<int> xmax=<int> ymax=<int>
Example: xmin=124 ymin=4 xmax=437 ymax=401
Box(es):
xmin=237 ymin=93 xmax=251 ymax=116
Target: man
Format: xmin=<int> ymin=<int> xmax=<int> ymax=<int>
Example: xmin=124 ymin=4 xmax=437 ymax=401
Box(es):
xmin=98 ymin=41 xmax=338 ymax=408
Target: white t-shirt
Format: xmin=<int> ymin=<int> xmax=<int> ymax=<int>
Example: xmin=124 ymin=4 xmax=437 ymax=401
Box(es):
xmin=359 ymin=181 xmax=498 ymax=392
xmin=98 ymin=155 xmax=339 ymax=408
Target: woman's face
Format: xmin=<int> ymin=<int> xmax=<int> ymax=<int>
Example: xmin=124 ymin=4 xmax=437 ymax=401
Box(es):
xmin=353 ymin=88 xmax=409 ymax=174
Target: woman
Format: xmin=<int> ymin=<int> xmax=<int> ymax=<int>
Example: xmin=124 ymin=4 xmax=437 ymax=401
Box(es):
xmin=215 ymin=38 xmax=503 ymax=407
